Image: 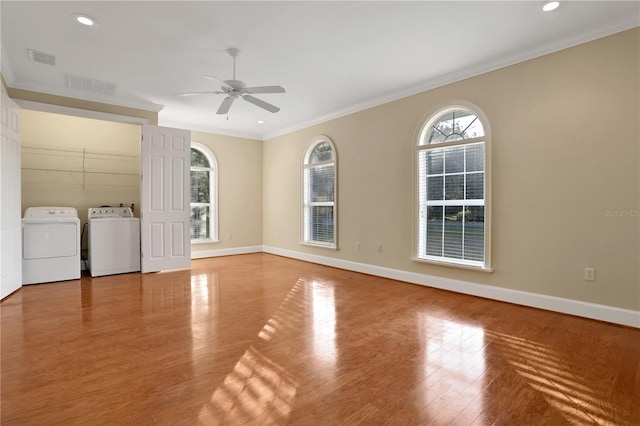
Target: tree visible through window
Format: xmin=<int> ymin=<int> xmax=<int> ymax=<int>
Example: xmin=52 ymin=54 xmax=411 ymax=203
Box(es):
xmin=190 ymin=143 xmax=217 ymax=242
xmin=417 ymin=107 xmax=489 ymax=268
xmin=303 ymin=138 xmax=337 ymax=247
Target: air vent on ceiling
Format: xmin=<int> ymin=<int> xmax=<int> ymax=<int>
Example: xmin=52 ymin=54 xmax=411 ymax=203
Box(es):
xmin=64 ymin=73 xmax=118 ymax=96
xmin=27 ymin=49 xmax=56 ymax=66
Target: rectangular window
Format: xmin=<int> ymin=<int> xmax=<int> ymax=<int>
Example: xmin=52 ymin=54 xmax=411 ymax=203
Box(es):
xmin=303 ymin=163 xmax=335 ymax=246
xmin=418 ymin=142 xmax=485 ymax=267
xmin=190 ymin=205 xmax=210 ymax=240
xmin=190 ymin=168 xmax=211 ymax=240
xmin=309 ymin=205 xmax=334 ymax=243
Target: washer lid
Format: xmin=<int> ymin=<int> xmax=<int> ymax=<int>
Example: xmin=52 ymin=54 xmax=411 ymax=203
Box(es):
xmin=23 ymin=207 xmax=78 ymax=219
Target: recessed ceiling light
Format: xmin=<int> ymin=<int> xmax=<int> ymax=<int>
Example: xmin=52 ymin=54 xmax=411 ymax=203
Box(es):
xmin=257 ymin=120 xmax=265 ymax=124
xmin=72 ymin=13 xmax=97 ymax=26
xmin=542 ymin=1 xmax=560 ymax=12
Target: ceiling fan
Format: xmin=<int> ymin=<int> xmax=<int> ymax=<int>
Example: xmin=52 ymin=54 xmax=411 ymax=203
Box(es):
xmin=177 ymin=48 xmax=285 ymax=115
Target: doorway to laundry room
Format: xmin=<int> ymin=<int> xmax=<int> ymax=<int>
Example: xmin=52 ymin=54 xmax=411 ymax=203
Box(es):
xmin=20 ymin=109 xmax=141 ymax=269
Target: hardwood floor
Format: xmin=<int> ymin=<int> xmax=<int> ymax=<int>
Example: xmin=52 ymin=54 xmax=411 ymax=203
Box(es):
xmin=1 ymin=253 xmax=638 ymax=425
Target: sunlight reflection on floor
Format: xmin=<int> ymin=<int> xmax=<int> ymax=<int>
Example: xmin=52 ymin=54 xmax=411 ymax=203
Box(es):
xmin=420 ymin=316 xmax=487 ymax=422
xmin=487 ymin=331 xmax=618 ymax=424
xmin=198 ymin=346 xmax=298 ymax=425
xmin=198 ymin=277 xmax=338 ymax=425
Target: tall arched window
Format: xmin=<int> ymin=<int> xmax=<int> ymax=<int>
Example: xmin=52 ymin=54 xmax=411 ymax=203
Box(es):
xmin=190 ymin=142 xmax=217 ymax=243
xmin=416 ymin=103 xmax=490 ymax=269
xmin=302 ymin=136 xmax=337 ymax=248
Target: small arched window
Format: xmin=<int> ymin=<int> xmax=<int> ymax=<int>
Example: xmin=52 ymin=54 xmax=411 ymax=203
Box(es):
xmin=302 ymin=136 xmax=337 ymax=248
xmin=416 ymin=104 xmax=490 ymax=269
xmin=190 ymin=142 xmax=218 ymax=243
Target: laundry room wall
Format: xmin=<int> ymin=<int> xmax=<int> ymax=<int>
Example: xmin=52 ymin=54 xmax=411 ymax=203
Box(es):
xmin=20 ymin=109 xmax=141 ymax=226
xmin=19 ymin=106 xmax=265 ymax=260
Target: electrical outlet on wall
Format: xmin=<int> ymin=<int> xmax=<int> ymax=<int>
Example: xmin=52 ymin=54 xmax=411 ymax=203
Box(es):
xmin=584 ymin=268 xmax=595 ymax=281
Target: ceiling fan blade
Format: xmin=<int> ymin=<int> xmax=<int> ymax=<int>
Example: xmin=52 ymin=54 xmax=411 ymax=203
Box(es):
xmin=175 ymin=91 xmax=225 ymax=96
xmin=244 ymin=85 xmax=286 ymax=94
xmin=203 ymin=75 xmax=233 ymax=89
xmin=217 ymin=97 xmax=235 ymax=114
xmin=241 ymin=94 xmax=280 ymax=113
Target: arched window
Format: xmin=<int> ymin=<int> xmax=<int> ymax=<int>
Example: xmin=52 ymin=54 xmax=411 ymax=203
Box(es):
xmin=302 ymin=136 xmax=337 ymax=248
xmin=416 ymin=104 xmax=490 ymax=269
xmin=190 ymin=142 xmax=217 ymax=243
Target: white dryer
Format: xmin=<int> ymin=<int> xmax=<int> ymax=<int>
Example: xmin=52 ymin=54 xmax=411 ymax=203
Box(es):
xmin=88 ymin=207 xmax=140 ymax=277
xmin=22 ymin=207 xmax=81 ymax=285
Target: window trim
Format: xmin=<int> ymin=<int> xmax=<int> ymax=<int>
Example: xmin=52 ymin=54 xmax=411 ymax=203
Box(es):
xmin=413 ymin=101 xmax=492 ymax=271
xmin=301 ymin=135 xmax=338 ymax=249
xmin=190 ymin=142 xmax=219 ymax=244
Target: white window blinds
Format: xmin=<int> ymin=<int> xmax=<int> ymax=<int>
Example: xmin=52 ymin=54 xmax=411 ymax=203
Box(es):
xmin=190 ymin=144 xmax=217 ymax=242
xmin=417 ymin=108 xmax=487 ymax=268
xmin=303 ymin=139 xmax=336 ymax=247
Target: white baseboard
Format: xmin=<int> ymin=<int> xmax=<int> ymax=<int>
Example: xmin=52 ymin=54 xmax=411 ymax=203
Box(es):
xmin=191 ymin=245 xmax=263 ymax=259
xmin=262 ymin=245 xmax=640 ymax=328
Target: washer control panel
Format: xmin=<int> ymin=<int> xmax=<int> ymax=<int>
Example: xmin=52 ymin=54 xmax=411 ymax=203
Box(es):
xmin=88 ymin=207 xmax=134 ymax=219
xmin=24 ymin=207 xmax=78 ymax=218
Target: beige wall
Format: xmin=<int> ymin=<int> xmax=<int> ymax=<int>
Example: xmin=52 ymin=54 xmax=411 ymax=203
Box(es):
xmin=11 ymin=29 xmax=638 ymax=312
xmin=191 ymin=131 xmax=264 ymax=252
xmin=263 ymin=28 xmax=640 ymax=311
xmin=20 ymin=110 xmax=141 ymax=225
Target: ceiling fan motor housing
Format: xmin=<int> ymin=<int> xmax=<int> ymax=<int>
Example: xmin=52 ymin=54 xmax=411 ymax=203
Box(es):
xmin=224 ymin=80 xmax=246 ymax=91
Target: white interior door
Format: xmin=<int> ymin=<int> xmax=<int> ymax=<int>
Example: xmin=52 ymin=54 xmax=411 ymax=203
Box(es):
xmin=140 ymin=124 xmax=191 ymax=273
xmin=1 ymin=93 xmax=22 ymax=298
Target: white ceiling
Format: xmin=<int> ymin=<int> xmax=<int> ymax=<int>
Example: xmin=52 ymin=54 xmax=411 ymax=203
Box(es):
xmin=2 ymin=1 xmax=638 ymax=140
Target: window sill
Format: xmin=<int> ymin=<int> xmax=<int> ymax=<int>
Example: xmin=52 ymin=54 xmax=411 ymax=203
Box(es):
xmin=191 ymin=239 xmax=219 ymax=245
xmin=300 ymin=241 xmax=338 ymax=250
xmin=412 ymin=257 xmax=493 ymax=273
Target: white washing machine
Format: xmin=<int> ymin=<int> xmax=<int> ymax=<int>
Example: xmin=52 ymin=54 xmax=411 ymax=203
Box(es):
xmin=22 ymin=207 xmax=81 ymax=285
xmin=88 ymin=207 xmax=140 ymax=277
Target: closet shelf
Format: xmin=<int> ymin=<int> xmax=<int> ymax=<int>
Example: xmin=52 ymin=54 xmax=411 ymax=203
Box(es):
xmin=22 ymin=144 xmax=139 ymax=158
xmin=22 ymin=144 xmax=140 ymax=188
xmin=22 ymin=167 xmax=139 ymax=176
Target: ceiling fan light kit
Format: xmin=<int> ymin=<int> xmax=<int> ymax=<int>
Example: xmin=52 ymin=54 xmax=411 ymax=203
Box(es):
xmin=177 ymin=48 xmax=285 ymax=115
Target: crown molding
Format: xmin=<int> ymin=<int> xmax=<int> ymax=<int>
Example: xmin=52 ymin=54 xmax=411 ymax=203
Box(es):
xmin=159 ymin=119 xmax=262 ymax=141
xmin=262 ymin=21 xmax=640 ymax=141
